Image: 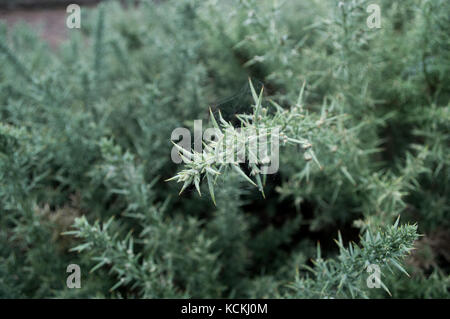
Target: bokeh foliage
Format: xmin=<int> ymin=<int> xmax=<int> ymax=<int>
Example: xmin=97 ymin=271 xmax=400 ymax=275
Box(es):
xmin=0 ymin=0 xmax=448 ymax=298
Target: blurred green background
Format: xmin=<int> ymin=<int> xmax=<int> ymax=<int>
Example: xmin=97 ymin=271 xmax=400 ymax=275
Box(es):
xmin=0 ymin=0 xmax=448 ymax=298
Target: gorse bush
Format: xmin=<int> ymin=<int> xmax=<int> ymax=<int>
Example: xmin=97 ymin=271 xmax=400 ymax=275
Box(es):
xmin=0 ymin=0 xmax=448 ymax=298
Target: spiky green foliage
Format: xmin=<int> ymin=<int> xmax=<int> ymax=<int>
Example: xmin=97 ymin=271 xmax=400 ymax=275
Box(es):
xmin=289 ymin=221 xmax=418 ymax=298
xmin=168 ymin=79 xmax=337 ymax=200
xmin=0 ymin=0 xmax=448 ymax=299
